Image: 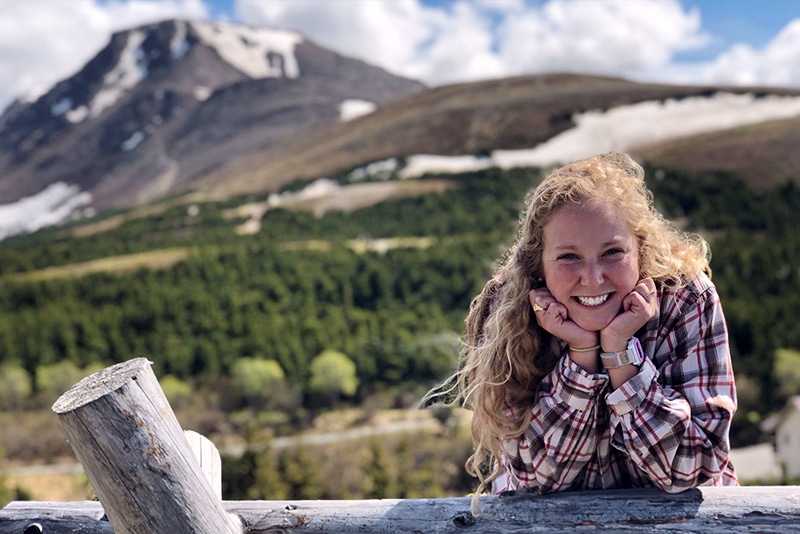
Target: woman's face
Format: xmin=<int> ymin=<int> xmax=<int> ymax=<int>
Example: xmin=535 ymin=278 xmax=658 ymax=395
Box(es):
xmin=541 ymin=202 xmax=640 ymax=332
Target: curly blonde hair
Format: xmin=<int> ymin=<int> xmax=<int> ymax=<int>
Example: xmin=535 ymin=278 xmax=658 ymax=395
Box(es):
xmin=458 ymin=153 xmax=710 ymax=508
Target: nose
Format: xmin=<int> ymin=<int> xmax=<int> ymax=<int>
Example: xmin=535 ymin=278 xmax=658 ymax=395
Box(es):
xmin=581 ymin=260 xmax=604 ymax=287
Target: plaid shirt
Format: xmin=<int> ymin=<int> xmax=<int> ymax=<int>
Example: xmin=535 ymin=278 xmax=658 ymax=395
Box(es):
xmin=493 ymin=271 xmax=739 ymax=494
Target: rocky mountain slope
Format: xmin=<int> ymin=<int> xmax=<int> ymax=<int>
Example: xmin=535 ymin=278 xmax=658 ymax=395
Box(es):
xmin=0 ymin=19 xmax=425 ymax=210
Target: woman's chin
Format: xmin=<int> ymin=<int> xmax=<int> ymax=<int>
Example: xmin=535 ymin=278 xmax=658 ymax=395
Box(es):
xmin=572 ymin=312 xmax=615 ymax=333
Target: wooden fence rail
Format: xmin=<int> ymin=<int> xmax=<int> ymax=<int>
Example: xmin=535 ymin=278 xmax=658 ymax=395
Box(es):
xmin=2 ymin=358 xmax=800 ymax=533
xmin=3 ymin=486 xmax=800 ymax=533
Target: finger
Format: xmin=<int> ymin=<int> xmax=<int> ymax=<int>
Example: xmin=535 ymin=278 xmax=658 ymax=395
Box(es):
xmin=622 ymin=291 xmax=640 ymax=312
xmin=531 ymin=290 xmax=559 ymax=313
xmin=530 ymin=287 xmax=554 ymax=301
xmin=552 ymin=301 xmax=569 ymax=321
xmin=529 ymin=291 xmax=547 ymax=313
xmin=636 ymin=278 xmax=656 ymax=297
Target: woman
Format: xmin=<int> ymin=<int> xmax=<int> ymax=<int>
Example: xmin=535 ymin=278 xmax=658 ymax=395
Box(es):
xmin=452 ymin=152 xmax=737 ymax=508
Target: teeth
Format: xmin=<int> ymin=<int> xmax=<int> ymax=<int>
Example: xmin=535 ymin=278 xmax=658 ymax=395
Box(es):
xmin=577 ymin=294 xmax=610 ymax=307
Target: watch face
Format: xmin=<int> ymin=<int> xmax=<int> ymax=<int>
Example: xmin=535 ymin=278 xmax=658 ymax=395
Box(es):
xmin=626 ymin=337 xmax=644 ymax=365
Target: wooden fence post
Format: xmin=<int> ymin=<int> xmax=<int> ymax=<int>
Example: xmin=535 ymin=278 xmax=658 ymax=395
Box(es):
xmin=185 ymin=430 xmax=222 ymax=499
xmin=51 ymin=358 xmax=242 ymax=534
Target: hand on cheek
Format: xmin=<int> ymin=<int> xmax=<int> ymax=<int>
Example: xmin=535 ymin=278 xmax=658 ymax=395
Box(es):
xmin=530 ymin=289 xmax=598 ymax=351
xmin=600 ymin=278 xmax=658 ymax=351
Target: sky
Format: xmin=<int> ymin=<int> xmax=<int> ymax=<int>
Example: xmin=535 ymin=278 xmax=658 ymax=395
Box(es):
xmin=0 ymin=0 xmax=799 ymax=112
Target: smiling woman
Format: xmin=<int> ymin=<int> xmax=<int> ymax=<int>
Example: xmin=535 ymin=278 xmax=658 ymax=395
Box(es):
xmin=430 ymin=152 xmax=738 ymax=514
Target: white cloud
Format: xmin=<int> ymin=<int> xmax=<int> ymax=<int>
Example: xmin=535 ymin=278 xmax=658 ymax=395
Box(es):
xmin=0 ymin=0 xmax=208 ymax=111
xmin=497 ymin=0 xmax=708 ymax=77
xmin=695 ymin=19 xmax=800 ymax=88
xmin=405 ymin=1 xmax=507 ymax=84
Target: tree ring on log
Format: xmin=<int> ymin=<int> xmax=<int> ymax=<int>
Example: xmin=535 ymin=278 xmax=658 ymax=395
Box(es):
xmin=52 ymin=358 xmax=153 ymax=413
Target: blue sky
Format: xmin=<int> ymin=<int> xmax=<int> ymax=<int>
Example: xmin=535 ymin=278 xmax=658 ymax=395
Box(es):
xmin=1 ymin=0 xmax=799 ymax=110
xmin=680 ymin=0 xmax=800 ymax=57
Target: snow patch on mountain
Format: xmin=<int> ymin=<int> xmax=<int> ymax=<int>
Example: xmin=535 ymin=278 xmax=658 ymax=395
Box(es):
xmin=347 ymin=158 xmax=399 ymax=181
xmin=268 ymin=178 xmax=340 ymax=207
xmin=171 ymin=20 xmax=190 ymax=59
xmin=50 ymin=97 xmax=73 ymax=117
xmin=493 ymin=92 xmax=800 ymax=169
xmin=51 ymin=97 xmax=88 ymax=124
xmin=0 ymin=183 xmax=92 ymax=241
xmin=66 ymin=106 xmax=89 ymax=123
xmin=91 ymin=30 xmax=149 ymax=119
xmin=46 ymin=30 xmax=150 ymax=124
xmin=193 ymin=86 xmax=212 ymax=101
xmin=399 ymin=92 xmax=800 ymax=178
xmin=121 ymin=131 xmax=145 ymax=151
xmin=340 ymin=99 xmax=377 ymax=121
xmin=191 ymin=21 xmax=302 ymax=79
xmin=399 ymin=155 xmax=490 ymax=179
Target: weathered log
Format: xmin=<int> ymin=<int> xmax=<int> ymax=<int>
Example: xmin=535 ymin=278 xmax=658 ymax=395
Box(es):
xmin=50 ymin=358 xmax=241 ymax=534
xmin=2 ymin=486 xmax=800 ymax=533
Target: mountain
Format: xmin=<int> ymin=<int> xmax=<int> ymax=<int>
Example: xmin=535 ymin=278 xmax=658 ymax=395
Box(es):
xmin=0 ymin=19 xmax=425 ymax=213
xmin=193 ymin=74 xmax=800 ymax=198
xmin=3 ymin=18 xmax=800 ymax=243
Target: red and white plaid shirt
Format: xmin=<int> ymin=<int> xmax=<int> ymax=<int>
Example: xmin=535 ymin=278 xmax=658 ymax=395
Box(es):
xmin=493 ymin=271 xmax=739 ymax=494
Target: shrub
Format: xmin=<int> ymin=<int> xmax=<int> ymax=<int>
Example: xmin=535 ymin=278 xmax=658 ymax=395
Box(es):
xmin=309 ymin=350 xmax=359 ymax=400
xmin=160 ymin=375 xmax=194 ymax=410
xmin=36 ymin=360 xmax=84 ymax=405
xmin=230 ymin=358 xmax=294 ymax=411
xmin=0 ymin=364 xmax=32 ymax=410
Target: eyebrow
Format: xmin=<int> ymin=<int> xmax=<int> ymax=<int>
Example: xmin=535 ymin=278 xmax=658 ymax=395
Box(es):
xmin=550 ymin=237 xmax=627 ymax=251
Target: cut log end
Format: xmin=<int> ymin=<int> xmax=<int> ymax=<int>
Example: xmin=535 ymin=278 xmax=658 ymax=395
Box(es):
xmin=52 ymin=357 xmax=153 ymax=414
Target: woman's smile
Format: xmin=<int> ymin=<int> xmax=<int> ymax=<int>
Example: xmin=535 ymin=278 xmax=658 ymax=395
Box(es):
xmin=574 ymin=293 xmax=612 ymax=307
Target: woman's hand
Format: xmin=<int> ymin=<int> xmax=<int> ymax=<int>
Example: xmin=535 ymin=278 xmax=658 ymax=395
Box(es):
xmin=600 ymin=278 xmax=658 ymax=352
xmin=530 ymin=288 xmax=598 ymax=359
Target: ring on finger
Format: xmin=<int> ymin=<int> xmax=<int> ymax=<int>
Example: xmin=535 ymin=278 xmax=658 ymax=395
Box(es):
xmin=643 ymin=289 xmax=656 ymax=298
xmin=533 ymin=303 xmax=546 ymax=313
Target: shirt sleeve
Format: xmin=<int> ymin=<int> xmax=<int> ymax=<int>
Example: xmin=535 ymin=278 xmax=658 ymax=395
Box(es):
xmin=493 ymin=352 xmax=609 ymax=494
xmin=605 ymin=280 xmax=737 ymax=491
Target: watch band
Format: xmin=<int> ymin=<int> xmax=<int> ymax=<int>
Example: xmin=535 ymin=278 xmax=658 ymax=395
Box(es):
xmin=600 ymin=337 xmax=644 ymax=369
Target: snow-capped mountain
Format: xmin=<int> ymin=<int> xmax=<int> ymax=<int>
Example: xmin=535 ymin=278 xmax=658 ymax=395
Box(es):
xmin=0 ymin=19 xmax=424 ymax=238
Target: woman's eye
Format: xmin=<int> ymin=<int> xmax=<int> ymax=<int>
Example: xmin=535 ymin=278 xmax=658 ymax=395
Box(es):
xmin=604 ymin=248 xmax=624 ymax=256
xmin=557 ymin=253 xmax=579 ymax=261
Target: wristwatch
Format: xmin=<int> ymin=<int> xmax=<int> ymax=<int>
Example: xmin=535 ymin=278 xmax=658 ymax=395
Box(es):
xmin=600 ymin=337 xmax=644 ymax=369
